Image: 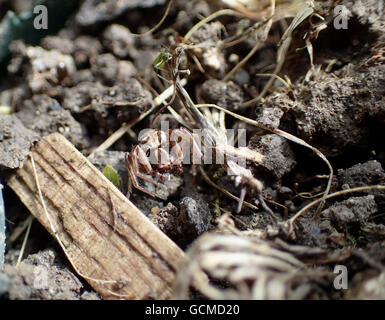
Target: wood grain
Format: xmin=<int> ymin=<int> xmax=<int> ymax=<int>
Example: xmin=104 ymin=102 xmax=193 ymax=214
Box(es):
xmin=7 ymin=133 xmax=185 ymax=299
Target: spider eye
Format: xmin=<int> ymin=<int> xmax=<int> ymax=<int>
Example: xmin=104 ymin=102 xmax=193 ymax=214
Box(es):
xmin=146 ymin=149 xmax=151 ymax=157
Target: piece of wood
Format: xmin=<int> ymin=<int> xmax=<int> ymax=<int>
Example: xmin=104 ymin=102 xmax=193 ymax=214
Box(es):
xmin=7 ymin=133 xmax=185 ymax=299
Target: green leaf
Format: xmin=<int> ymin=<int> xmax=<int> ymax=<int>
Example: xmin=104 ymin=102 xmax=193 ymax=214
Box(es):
xmin=103 ymin=165 xmax=121 ymax=189
xmin=153 ymin=49 xmax=172 ymax=69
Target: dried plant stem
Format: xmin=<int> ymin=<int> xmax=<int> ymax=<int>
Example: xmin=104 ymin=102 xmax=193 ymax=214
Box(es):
xmin=127 ymin=0 xmax=174 ymax=37
xmin=196 ymin=103 xmax=333 ymax=216
xmin=9 ymin=215 xmax=34 ymax=243
xmin=88 ymin=123 xmax=133 ymax=158
xmin=15 ymin=215 xmax=33 ymax=267
xmin=223 ymin=0 xmax=275 ymax=81
xmin=199 ymin=166 xmax=259 ymax=211
xmin=290 ymin=185 xmax=385 ymax=224
xmin=240 ymin=73 xmax=291 ymax=108
xmin=241 ymin=3 xmax=315 ymax=105
xmin=256 ymin=73 xmax=290 ymax=88
xmin=184 ymin=9 xmax=242 ymax=41
xmin=223 ymin=39 xmax=265 ymax=82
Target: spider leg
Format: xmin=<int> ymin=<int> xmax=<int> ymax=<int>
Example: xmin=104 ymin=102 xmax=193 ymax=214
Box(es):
xmin=125 ymin=152 xmax=167 ymax=200
xmin=131 ymin=146 xmax=165 ymax=188
xmin=237 ymin=187 xmax=247 ymax=213
xmin=256 ymin=191 xmax=278 ymax=223
xmin=247 ymin=175 xmax=279 ymax=223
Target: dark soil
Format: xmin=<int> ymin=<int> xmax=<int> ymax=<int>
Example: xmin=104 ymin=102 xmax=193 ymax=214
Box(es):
xmin=0 ymin=0 xmax=385 ymax=299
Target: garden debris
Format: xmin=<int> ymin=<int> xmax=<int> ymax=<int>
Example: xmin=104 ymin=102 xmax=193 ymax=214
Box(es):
xmin=7 ymin=133 xmax=185 ymax=299
xmin=173 ymin=212 xmax=363 ymax=299
xmin=174 ymin=232 xmax=331 ymax=299
xmin=102 ymin=165 xmax=121 ymax=189
xmin=0 ymin=0 xmax=385 ymax=301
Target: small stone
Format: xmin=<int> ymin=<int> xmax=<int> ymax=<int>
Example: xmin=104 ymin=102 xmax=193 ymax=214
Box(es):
xmin=256 ymin=107 xmax=284 ymax=129
xmin=179 ymin=197 xmax=211 ymax=236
